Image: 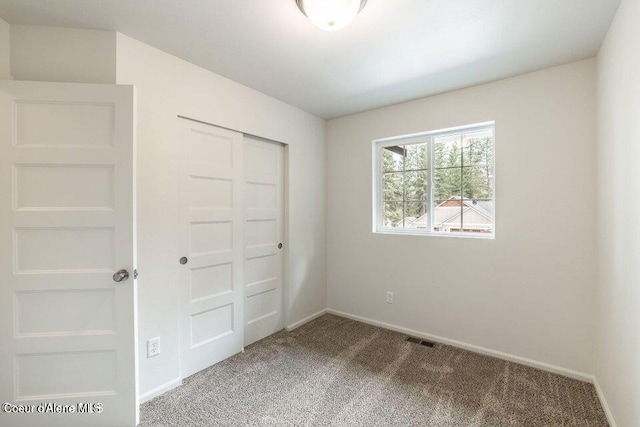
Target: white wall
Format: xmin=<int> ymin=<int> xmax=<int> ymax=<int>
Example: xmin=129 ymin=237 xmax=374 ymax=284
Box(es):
xmin=596 ymin=0 xmax=640 ymax=425
xmin=10 ymin=25 xmax=116 ymax=83
xmin=0 ymin=17 xmax=10 ymax=79
xmin=327 ymin=59 xmax=597 ymax=376
xmin=114 ymin=34 xmax=327 ymax=396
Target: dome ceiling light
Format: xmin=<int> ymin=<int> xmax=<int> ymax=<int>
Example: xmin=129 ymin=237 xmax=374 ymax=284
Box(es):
xmin=295 ymin=0 xmax=368 ymax=31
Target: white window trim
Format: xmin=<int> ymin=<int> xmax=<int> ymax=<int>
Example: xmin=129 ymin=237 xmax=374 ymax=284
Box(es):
xmin=372 ymin=121 xmax=496 ymax=239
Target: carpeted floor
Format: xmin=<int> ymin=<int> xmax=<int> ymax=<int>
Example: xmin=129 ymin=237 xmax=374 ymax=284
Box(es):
xmin=140 ymin=314 xmax=608 ymax=426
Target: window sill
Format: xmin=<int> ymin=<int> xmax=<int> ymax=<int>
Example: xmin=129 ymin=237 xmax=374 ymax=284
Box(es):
xmin=373 ymin=229 xmax=495 ymax=240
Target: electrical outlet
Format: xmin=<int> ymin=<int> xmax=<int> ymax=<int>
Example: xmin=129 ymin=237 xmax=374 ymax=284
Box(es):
xmin=147 ymin=337 xmax=160 ymax=358
xmin=386 ymin=291 xmax=394 ymax=304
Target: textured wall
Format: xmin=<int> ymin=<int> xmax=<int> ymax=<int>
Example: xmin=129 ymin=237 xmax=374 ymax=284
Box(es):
xmin=327 ymin=59 xmax=597 ymax=377
xmin=596 ymin=0 xmax=640 ymax=425
xmin=10 ymin=25 xmax=116 ymax=83
xmin=0 ymin=17 xmax=9 ymax=79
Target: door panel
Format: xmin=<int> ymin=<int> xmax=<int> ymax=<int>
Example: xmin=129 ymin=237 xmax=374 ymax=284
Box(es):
xmin=179 ymin=120 xmax=244 ymax=379
xmin=243 ymin=137 xmax=284 ymax=347
xmin=0 ymin=81 xmax=137 ymax=427
xmin=15 ymin=164 xmax=115 ymax=209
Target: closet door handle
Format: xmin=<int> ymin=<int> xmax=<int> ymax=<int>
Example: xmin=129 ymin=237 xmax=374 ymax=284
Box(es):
xmin=179 ymin=257 xmax=188 ymax=265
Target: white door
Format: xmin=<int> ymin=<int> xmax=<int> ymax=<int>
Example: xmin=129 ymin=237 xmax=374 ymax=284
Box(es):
xmin=243 ymin=137 xmax=284 ymax=346
xmin=0 ymin=81 xmax=137 ymax=427
xmin=178 ymin=119 xmax=244 ymax=378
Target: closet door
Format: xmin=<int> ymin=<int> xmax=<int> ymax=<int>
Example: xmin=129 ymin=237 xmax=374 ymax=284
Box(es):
xmin=178 ymin=120 xmax=244 ymax=379
xmin=243 ymin=137 xmax=285 ymax=346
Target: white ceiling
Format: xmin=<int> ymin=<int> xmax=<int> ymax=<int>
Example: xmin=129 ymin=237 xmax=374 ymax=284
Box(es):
xmin=0 ymin=0 xmax=621 ymax=119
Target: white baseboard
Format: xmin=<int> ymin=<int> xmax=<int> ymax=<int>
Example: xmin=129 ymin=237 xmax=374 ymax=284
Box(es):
xmin=286 ymin=309 xmax=327 ymax=331
xmin=326 ymin=309 xmax=594 ymax=383
xmin=593 ymin=378 xmax=617 ymax=427
xmin=138 ymin=377 xmax=182 ymax=404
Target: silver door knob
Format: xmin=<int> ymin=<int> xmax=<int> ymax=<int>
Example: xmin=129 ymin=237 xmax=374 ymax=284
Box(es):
xmin=113 ymin=269 xmax=129 ymax=283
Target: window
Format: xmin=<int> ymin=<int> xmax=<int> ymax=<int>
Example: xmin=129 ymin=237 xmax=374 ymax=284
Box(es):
xmin=373 ymin=123 xmax=495 ymax=238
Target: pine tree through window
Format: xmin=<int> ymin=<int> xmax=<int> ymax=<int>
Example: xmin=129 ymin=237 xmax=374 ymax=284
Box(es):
xmin=374 ymin=123 xmax=495 ymax=238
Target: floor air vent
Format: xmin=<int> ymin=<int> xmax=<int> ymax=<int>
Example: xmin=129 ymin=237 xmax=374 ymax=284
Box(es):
xmin=406 ymin=337 xmax=435 ymax=347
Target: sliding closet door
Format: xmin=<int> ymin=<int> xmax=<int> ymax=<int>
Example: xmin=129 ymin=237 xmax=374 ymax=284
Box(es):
xmin=178 ymin=119 xmax=244 ymax=379
xmin=243 ymin=137 xmax=285 ymax=346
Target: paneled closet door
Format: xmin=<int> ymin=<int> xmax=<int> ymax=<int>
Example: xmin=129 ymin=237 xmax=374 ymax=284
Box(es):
xmin=178 ymin=119 xmax=244 ymax=379
xmin=243 ymin=137 xmax=285 ymax=347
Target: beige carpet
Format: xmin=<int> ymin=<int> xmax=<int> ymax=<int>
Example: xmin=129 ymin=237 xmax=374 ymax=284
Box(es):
xmin=140 ymin=314 xmax=608 ymax=426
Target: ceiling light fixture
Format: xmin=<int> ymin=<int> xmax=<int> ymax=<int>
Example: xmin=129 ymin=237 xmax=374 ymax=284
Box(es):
xmin=296 ymin=0 xmax=368 ymax=31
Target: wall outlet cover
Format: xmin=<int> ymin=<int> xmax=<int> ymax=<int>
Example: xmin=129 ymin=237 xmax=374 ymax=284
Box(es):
xmin=147 ymin=337 xmax=160 ymax=358
xmin=386 ymin=291 xmax=394 ymax=304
